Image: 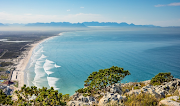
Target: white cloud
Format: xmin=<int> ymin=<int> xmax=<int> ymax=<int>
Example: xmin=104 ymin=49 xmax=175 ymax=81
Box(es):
xmin=0 ymin=12 xmax=105 ymax=23
xmin=67 ymin=9 xmax=70 ymax=11
xmin=154 ymin=4 xmax=166 ymax=7
xmin=168 ymin=2 xmax=180 ymax=6
xmin=155 ymin=2 xmax=180 ymax=7
xmin=80 ymin=7 xmax=84 ymax=8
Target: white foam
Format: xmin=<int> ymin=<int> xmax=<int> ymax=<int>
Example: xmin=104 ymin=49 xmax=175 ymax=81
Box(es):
xmin=32 ymin=60 xmax=47 ymax=88
xmin=55 ymin=64 xmax=61 ymax=68
xmin=29 ymin=47 xmax=45 ymax=68
xmin=47 ymin=77 xmax=60 ymax=90
xmin=38 ymin=54 xmax=47 ymax=60
xmin=34 ymin=62 xmax=46 ymax=80
xmin=0 ymin=39 xmax=8 ymax=41
xmin=43 ymin=59 xmax=55 ymax=75
xmin=58 ymin=33 xmax=63 ymax=36
xmin=4 ymin=40 xmax=30 ymax=42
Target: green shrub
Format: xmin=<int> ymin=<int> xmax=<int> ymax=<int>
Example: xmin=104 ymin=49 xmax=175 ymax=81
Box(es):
xmin=0 ymin=75 xmax=8 ymax=79
xmin=0 ymin=62 xmax=13 ymax=67
xmin=134 ymin=86 xmax=141 ymax=90
xmin=150 ymin=72 xmax=173 ymax=86
xmin=0 ymin=89 xmax=13 ymax=105
xmin=0 ymin=67 xmax=5 ymax=72
xmin=76 ymin=87 xmax=92 ymax=93
xmin=84 ymin=66 xmax=130 ymax=91
xmin=14 ymin=81 xmax=18 ymax=88
xmin=83 ymin=93 xmax=91 ymax=97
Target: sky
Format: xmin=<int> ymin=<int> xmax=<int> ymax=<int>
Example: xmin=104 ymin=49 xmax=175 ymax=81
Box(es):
xmin=0 ymin=0 xmax=180 ymax=26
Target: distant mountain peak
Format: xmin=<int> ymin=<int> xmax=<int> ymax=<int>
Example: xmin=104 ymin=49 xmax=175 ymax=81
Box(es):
xmin=25 ymin=22 xmax=86 ymax=27
xmin=0 ymin=22 xmax=161 ymax=27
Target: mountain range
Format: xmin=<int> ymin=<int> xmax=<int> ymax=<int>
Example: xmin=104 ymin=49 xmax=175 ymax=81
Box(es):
xmin=0 ymin=22 xmax=162 ymax=27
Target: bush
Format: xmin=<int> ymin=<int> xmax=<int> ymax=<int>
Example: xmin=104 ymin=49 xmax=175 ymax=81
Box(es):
xmin=0 ymin=89 xmax=13 ymax=105
xmin=0 ymin=67 xmax=5 ymax=72
xmin=0 ymin=62 xmax=13 ymax=67
xmin=150 ymin=72 xmax=173 ymax=86
xmin=76 ymin=87 xmax=92 ymax=93
xmin=84 ymin=66 xmax=130 ymax=91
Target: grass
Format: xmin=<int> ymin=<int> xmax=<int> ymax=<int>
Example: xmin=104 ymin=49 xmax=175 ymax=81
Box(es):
xmin=96 ymin=95 xmax=103 ymax=102
xmin=122 ymin=82 xmax=147 ymax=94
xmin=124 ymin=93 xmax=160 ymax=106
xmin=0 ymin=67 xmax=6 ymax=72
xmin=0 ymin=75 xmax=8 ymax=79
xmin=14 ymin=81 xmax=18 ymax=88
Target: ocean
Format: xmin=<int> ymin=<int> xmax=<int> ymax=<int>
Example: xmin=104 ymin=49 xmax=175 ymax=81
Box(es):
xmin=24 ymin=27 xmax=180 ymax=95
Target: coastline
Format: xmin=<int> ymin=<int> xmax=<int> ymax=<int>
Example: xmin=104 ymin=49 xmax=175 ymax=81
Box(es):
xmin=12 ymin=35 xmax=59 ymax=89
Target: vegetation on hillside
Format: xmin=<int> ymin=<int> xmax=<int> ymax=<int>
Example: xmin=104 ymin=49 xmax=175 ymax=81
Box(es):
xmin=150 ymin=72 xmax=173 ymax=86
xmin=0 ymin=74 xmax=9 ymax=80
xmin=13 ymin=85 xmax=69 ymax=106
xmin=124 ymin=93 xmax=159 ymax=106
xmin=0 ymin=62 xmax=13 ymax=67
xmin=0 ymin=64 xmax=178 ymax=106
xmin=76 ymin=66 xmax=130 ymax=94
xmin=0 ymin=31 xmax=57 ymax=59
xmin=0 ymin=67 xmax=6 ymax=72
xmin=0 ymin=89 xmax=13 ymax=105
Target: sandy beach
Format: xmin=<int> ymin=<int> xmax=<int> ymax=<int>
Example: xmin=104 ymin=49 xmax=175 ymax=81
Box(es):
xmin=11 ymin=35 xmax=58 ymax=89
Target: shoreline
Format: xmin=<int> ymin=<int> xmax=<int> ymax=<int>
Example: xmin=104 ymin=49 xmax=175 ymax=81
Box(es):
xmin=11 ymin=34 xmax=60 ymax=89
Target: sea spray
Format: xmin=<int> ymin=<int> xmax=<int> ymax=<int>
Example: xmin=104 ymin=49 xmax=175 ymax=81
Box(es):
xmin=33 ymin=54 xmax=47 ymax=88
xmin=55 ymin=64 xmax=61 ymax=68
xmin=47 ymin=77 xmax=60 ymax=90
xmin=43 ymin=59 xmax=55 ymax=75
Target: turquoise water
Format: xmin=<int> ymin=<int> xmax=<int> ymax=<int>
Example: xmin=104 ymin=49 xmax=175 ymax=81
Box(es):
xmin=25 ymin=28 xmax=180 ymax=95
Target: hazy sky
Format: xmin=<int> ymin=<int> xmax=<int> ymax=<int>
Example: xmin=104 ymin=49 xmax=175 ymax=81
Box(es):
xmin=0 ymin=0 xmax=180 ymax=26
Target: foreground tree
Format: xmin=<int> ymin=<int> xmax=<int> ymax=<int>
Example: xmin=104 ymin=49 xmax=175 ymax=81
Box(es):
xmin=77 ymin=66 xmax=130 ymax=93
xmin=150 ymin=72 xmax=173 ymax=85
xmin=0 ymin=89 xmax=13 ymax=105
xmin=14 ymin=85 xmax=69 ymax=106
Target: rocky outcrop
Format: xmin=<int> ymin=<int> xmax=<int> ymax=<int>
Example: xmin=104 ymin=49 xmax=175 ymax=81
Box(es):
xmin=98 ymin=92 xmax=126 ymax=106
xmin=67 ymin=93 xmax=97 ymax=106
xmin=109 ymin=83 xmax=122 ymax=94
xmin=159 ymin=96 xmax=180 ymax=106
xmin=127 ymin=78 xmax=180 ymax=98
xmin=68 ymin=78 xmax=180 ymax=106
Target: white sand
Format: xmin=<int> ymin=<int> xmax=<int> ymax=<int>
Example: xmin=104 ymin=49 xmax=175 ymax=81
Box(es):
xmin=11 ymin=36 xmax=57 ymax=89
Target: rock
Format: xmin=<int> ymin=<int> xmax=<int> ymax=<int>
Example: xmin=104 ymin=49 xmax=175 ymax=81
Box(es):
xmin=87 ymin=96 xmax=96 ymax=102
xmin=127 ymin=79 xmax=180 ymax=99
xmin=124 ymin=89 xmax=129 ymax=93
xmin=67 ymin=101 xmax=90 ymax=106
xmin=72 ymin=92 xmax=80 ymax=100
xmin=109 ymin=84 xmax=122 ymax=94
xmin=159 ymin=96 xmax=180 ymax=106
xmin=127 ymin=89 xmax=141 ymax=95
xmin=78 ymin=96 xmax=89 ymax=103
xmin=68 ymin=95 xmax=97 ymax=106
xmin=142 ymin=80 xmax=150 ymax=85
xmin=98 ymin=92 xmax=126 ymax=106
xmin=100 ymin=92 xmax=105 ymax=96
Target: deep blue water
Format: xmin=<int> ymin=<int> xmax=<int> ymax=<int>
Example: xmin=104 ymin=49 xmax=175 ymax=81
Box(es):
xmin=25 ymin=28 xmax=180 ymax=95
